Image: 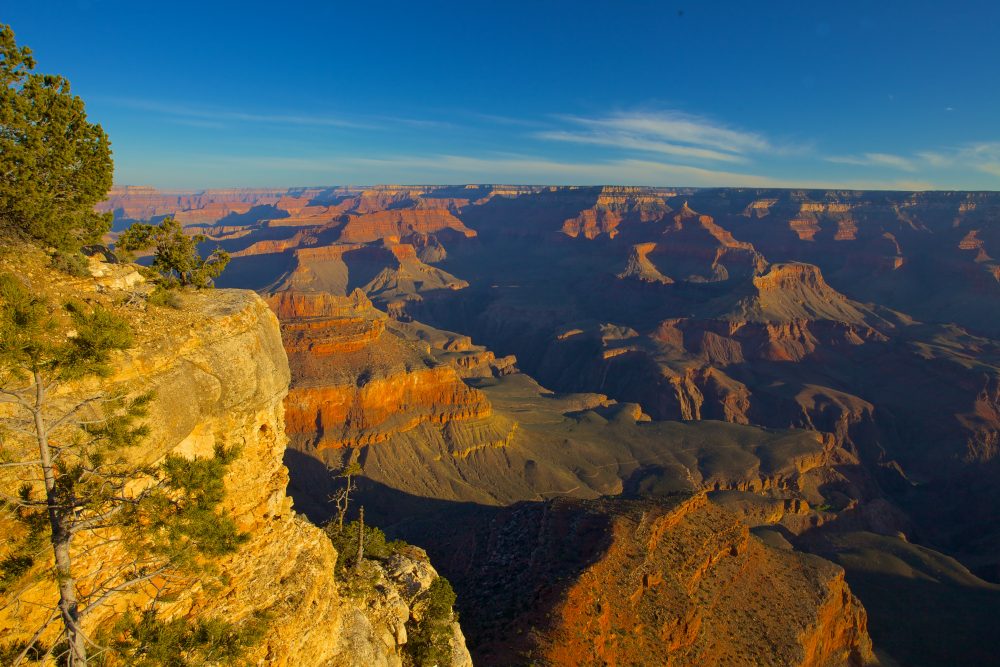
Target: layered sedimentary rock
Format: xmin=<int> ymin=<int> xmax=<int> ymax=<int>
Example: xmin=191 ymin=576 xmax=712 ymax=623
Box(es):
xmin=100 ymin=184 xmax=1000 ymax=665
xmin=617 ymin=203 xmax=767 ymax=283
xmin=98 ymin=186 xmax=359 ymax=228
xmin=527 ymin=262 xmax=890 ymax=434
xmin=337 ymin=209 xmax=477 ymax=243
xmin=561 ymin=186 xmax=673 ymax=239
xmin=268 ymin=289 xmax=491 ymax=450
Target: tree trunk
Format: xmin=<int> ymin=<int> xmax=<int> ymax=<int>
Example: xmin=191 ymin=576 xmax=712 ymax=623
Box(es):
xmin=34 ymin=371 xmax=87 ymax=666
xmin=336 ymin=475 xmax=353 ymax=534
xmin=355 ymin=506 xmax=364 ymax=573
xmin=53 ymin=533 xmax=86 ymax=665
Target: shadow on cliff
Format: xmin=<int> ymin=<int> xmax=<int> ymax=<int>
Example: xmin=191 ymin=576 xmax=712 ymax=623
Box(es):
xmin=215 ymin=252 xmax=294 ymax=290
xmin=282 ymin=448 xmax=617 ymax=664
xmin=216 ymin=204 xmax=289 ymax=226
xmin=842 ymin=570 xmax=1000 ymax=667
xmin=283 ymin=448 xmax=496 ymax=528
xmin=795 ymin=525 xmax=1000 ymax=667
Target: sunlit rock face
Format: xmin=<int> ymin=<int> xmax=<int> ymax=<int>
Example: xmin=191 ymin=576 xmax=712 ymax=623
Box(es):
xmin=268 ymin=289 xmax=491 ymax=450
xmin=0 ymin=254 xmax=471 ymax=667
xmin=423 ymin=494 xmax=875 ymax=667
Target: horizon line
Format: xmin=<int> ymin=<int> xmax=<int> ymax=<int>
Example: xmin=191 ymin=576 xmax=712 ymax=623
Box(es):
xmin=107 ymin=183 xmax=1000 ymax=194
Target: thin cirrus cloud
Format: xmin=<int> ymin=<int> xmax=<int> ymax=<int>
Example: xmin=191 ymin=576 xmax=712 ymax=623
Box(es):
xmin=831 ymin=143 xmax=1000 ymax=183
xmin=191 ymin=152 xmax=780 ymax=186
xmin=102 ymin=96 xmax=999 ymax=189
xmin=826 ymin=152 xmax=918 ymax=172
xmin=963 ymin=143 xmax=1000 ymax=179
xmin=535 ymin=111 xmax=774 ymax=164
xmin=343 ymin=154 xmax=937 ymax=190
xmin=104 ymin=97 xmax=377 ymax=129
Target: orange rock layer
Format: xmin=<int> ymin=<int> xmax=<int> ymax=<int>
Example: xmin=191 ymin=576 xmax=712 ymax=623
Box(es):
xmin=268 ymin=289 xmax=492 ymax=449
xmin=338 ymin=209 xmax=477 ymax=243
xmin=285 ymin=365 xmax=492 ymax=448
xmin=539 ymin=495 xmax=875 ymax=667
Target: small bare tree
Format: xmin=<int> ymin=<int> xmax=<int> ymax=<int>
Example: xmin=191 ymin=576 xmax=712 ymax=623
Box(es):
xmin=329 ymin=459 xmax=362 ymax=534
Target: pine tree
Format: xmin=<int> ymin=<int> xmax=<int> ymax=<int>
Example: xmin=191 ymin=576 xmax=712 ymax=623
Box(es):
xmin=0 ymin=25 xmax=113 ymax=251
xmin=0 ymin=274 xmax=247 ymax=666
xmin=116 ymin=217 xmax=230 ymax=288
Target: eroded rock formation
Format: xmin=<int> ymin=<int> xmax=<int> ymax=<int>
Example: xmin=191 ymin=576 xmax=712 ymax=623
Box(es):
xmin=0 ymin=251 xmax=470 ymax=667
xmin=426 ymin=494 xmax=875 ymax=666
xmin=101 ymin=184 xmax=1000 ymax=665
xmin=268 ymin=289 xmax=492 ymax=450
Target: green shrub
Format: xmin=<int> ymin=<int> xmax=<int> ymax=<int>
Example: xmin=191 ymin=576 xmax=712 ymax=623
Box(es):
xmin=50 ymin=250 xmax=90 ymax=277
xmin=147 ymin=285 xmax=184 ymax=309
xmin=324 ymin=519 xmax=407 ymax=573
xmin=424 ymin=576 xmax=457 ymax=621
xmin=404 ymin=576 xmax=458 ymax=667
xmin=93 ymin=608 xmax=268 ymax=666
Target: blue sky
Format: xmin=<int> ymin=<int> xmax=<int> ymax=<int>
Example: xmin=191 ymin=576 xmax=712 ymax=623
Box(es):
xmin=5 ymin=0 xmax=1000 ymax=189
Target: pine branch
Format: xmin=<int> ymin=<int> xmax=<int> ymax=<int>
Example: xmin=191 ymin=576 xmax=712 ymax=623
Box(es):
xmin=70 ymin=503 xmax=124 ymax=534
xmin=0 ymin=459 xmax=42 ymax=467
xmin=48 ymin=393 xmax=106 ymax=430
xmin=80 ymin=565 xmax=172 ymax=616
xmin=11 ymin=608 xmax=59 ymax=667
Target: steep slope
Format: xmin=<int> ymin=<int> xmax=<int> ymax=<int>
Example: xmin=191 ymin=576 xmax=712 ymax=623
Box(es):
xmin=618 ymin=242 xmax=675 ymax=284
xmin=267 ymin=289 xmax=492 ymax=451
xmin=560 ymin=186 xmax=674 ymax=239
xmin=625 ymin=202 xmax=768 ymax=283
xmin=706 ymin=262 xmax=879 ymax=325
xmin=417 ymin=494 xmax=875 ymax=666
xmin=0 ymin=252 xmax=470 ymax=667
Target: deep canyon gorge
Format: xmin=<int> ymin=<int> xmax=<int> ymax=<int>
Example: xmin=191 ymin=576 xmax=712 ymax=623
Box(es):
xmin=86 ymin=184 xmax=1000 ymax=665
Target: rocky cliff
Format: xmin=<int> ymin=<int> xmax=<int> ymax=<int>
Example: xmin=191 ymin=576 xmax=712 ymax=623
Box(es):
xmin=0 ymin=250 xmax=470 ymax=666
xmin=268 ymin=289 xmax=492 ymax=451
xmin=423 ymin=494 xmax=875 ymax=666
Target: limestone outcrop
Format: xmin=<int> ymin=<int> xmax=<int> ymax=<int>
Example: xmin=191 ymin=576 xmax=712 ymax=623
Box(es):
xmin=0 ymin=252 xmax=470 ymax=666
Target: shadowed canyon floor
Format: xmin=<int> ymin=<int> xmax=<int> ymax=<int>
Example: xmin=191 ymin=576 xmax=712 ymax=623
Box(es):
xmin=106 ymin=184 xmax=1000 ymax=666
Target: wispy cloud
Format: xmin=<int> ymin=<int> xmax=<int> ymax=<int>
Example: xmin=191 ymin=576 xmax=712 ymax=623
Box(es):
xmin=106 ymin=97 xmax=999 ymax=190
xmin=537 ymin=130 xmax=748 ymax=163
xmin=823 ymin=142 xmax=1000 ymax=188
xmin=951 ymin=143 xmax=1000 ymax=180
xmin=467 ymin=112 xmax=550 ymax=128
xmin=535 ymin=111 xmax=774 ymax=163
xmin=185 ymin=151 xmax=938 ymax=190
xmin=106 ymin=97 xmax=376 ymax=129
xmin=347 ymin=153 xmax=782 ymax=185
xmin=108 ymin=98 xmax=465 ymax=134
xmin=978 ymin=163 xmax=1000 ymax=178
xmin=916 ymin=151 xmax=953 ymax=167
xmin=827 ymin=152 xmax=918 ymax=171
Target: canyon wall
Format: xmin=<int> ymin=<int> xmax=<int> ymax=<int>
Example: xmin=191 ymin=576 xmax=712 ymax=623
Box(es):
xmin=0 ymin=252 xmax=470 ymax=666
